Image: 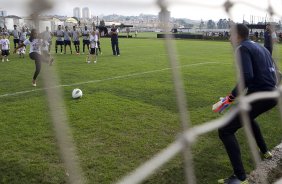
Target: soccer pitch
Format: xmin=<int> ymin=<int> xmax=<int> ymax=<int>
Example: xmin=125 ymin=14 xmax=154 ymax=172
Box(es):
xmin=0 ymin=37 xmax=282 ymax=184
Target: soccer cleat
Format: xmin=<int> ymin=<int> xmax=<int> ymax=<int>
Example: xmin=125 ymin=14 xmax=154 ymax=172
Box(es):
xmin=218 ymin=175 xmax=249 ymax=184
xmin=32 ymin=80 xmax=37 ymax=87
xmin=94 ymin=60 xmax=97 ymax=64
xmin=87 ymin=61 xmax=91 ymax=64
xmin=263 ymin=151 xmax=273 ymax=159
xmin=6 ymin=59 xmax=9 ymax=61
xmin=2 ymin=59 xmax=4 ymax=62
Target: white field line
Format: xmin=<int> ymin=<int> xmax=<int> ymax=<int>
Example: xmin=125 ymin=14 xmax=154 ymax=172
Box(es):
xmin=0 ymin=62 xmax=227 ymax=98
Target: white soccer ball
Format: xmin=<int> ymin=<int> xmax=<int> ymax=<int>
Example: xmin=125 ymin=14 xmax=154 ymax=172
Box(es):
xmin=72 ymin=88 xmax=83 ymax=99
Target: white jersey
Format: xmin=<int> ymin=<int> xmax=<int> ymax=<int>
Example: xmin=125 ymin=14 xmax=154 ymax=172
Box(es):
xmin=19 ymin=31 xmax=27 ymax=41
xmin=71 ymin=30 xmax=80 ymax=41
xmin=64 ymin=30 xmax=71 ymax=41
xmin=55 ymin=30 xmax=64 ymax=41
xmin=1 ymin=31 xmax=9 ymax=37
xmin=12 ymin=29 xmax=20 ymax=39
xmin=82 ymin=30 xmax=90 ymax=40
xmin=23 ymin=38 xmax=42 ymax=54
xmin=42 ymin=40 xmax=49 ymax=52
xmin=42 ymin=31 xmax=52 ymax=42
xmin=0 ymin=39 xmax=10 ymax=50
xmin=90 ymin=35 xmax=98 ymax=48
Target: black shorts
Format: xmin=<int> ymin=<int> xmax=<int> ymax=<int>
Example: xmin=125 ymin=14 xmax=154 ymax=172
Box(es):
xmin=29 ymin=52 xmax=42 ymax=61
xmin=14 ymin=39 xmax=19 ymax=44
xmin=90 ymin=48 xmax=97 ymax=55
xmin=83 ymin=40 xmax=90 ymax=45
xmin=73 ymin=41 xmax=80 ymax=45
xmin=64 ymin=40 xmax=71 ymax=45
xmin=56 ymin=40 xmax=64 ymax=45
xmin=29 ymin=52 xmax=49 ymax=63
xmin=1 ymin=50 xmax=9 ymax=56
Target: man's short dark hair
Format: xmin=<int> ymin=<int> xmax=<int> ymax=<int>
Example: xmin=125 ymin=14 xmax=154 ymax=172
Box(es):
xmin=235 ymin=24 xmax=249 ymax=39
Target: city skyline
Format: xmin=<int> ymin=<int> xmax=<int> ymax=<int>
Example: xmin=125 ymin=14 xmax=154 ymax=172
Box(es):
xmin=1 ymin=0 xmax=282 ymax=22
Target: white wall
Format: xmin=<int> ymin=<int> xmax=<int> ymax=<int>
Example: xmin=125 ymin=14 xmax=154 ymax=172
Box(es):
xmin=4 ymin=18 xmax=14 ymax=30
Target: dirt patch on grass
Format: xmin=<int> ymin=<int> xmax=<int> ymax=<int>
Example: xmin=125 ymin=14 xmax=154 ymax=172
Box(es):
xmin=248 ymin=143 xmax=282 ymax=184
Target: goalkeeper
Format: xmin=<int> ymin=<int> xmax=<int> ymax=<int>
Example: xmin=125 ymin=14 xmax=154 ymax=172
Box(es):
xmin=215 ymin=24 xmax=277 ymax=184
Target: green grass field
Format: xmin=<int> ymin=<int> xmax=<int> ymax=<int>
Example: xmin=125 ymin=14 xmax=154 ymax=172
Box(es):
xmin=0 ymin=36 xmax=282 ymax=184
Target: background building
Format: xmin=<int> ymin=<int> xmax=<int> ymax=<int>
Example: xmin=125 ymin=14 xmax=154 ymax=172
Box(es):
xmin=73 ymin=7 xmax=81 ymax=19
xmin=0 ymin=10 xmax=7 ymax=17
xmin=82 ymin=7 xmax=91 ymax=19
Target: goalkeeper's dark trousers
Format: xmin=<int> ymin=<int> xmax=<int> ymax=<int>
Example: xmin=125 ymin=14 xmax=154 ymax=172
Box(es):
xmin=218 ymin=96 xmax=277 ymax=181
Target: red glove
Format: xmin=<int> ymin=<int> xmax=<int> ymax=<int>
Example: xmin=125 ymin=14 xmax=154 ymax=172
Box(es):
xmin=212 ymin=94 xmax=235 ymax=113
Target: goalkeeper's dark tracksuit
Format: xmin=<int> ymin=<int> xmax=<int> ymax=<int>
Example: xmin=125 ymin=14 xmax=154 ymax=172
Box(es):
xmin=218 ymin=39 xmax=277 ymax=181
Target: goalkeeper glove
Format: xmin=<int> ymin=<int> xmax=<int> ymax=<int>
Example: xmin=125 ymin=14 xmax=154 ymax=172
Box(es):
xmin=212 ymin=94 xmax=235 ymax=113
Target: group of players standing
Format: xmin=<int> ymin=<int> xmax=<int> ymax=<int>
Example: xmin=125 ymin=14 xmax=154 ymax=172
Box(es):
xmin=0 ymin=23 xmax=120 ymax=87
xmin=42 ymin=25 xmax=102 ymax=55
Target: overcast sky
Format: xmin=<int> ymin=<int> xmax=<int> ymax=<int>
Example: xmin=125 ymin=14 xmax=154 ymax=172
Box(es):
xmin=1 ymin=0 xmax=282 ymax=22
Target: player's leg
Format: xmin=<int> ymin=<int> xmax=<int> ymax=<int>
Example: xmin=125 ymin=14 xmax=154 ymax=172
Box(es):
xmin=64 ymin=41 xmax=67 ymax=54
xmin=94 ymin=47 xmax=97 ymax=63
xmin=78 ymin=41 xmax=80 ymax=54
xmin=30 ymin=52 xmax=42 ymax=86
xmin=218 ymin=115 xmax=247 ymax=182
xmin=60 ymin=42 xmax=63 ymax=54
xmin=248 ymin=98 xmax=277 ymax=156
xmin=98 ymin=41 xmax=102 ymax=54
xmin=3 ymin=52 xmax=7 ymax=61
xmin=6 ymin=50 xmax=9 ymax=61
xmin=55 ymin=40 xmax=58 ymax=53
xmin=73 ymin=42 xmax=77 ymax=53
xmin=116 ymin=41 xmax=120 ymax=56
xmin=42 ymin=51 xmax=53 ymax=65
xmin=86 ymin=41 xmax=90 ymax=53
xmin=83 ymin=40 xmax=85 ymax=54
xmin=13 ymin=39 xmax=17 ymax=49
xmin=48 ymin=41 xmax=52 ymax=52
xmin=111 ymin=41 xmax=116 ymax=55
xmin=69 ymin=42 xmax=73 ymax=54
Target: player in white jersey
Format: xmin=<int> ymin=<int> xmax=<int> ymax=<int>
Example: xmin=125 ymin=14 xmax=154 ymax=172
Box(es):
xmin=0 ymin=35 xmax=10 ymax=62
xmin=95 ymin=27 xmax=102 ymax=55
xmin=15 ymin=29 xmax=53 ymax=87
xmin=19 ymin=27 xmax=28 ymax=54
xmin=0 ymin=27 xmax=10 ymax=38
xmin=82 ymin=25 xmax=90 ymax=54
xmin=55 ymin=25 xmax=64 ymax=54
xmin=63 ymin=26 xmax=72 ymax=54
xmin=11 ymin=25 xmax=20 ymax=49
xmin=42 ymin=40 xmax=54 ymax=65
xmin=86 ymin=30 xmax=98 ymax=64
xmin=41 ymin=26 xmax=52 ymax=52
xmin=19 ymin=27 xmax=27 ymax=44
xmin=72 ymin=26 xmax=80 ymax=54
